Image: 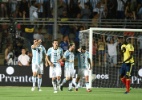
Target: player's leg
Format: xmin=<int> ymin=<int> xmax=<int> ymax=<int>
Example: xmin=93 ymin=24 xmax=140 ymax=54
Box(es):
xmin=84 ymin=69 xmax=91 ymax=92
xmin=31 ymin=64 xmax=37 ymax=91
xmin=60 ymin=68 xmax=70 ymax=91
xmin=120 ymin=63 xmax=126 ymax=86
xmin=75 ymin=69 xmax=82 ymax=91
xmin=37 ymin=63 xmax=43 ymax=91
xmin=68 ymin=69 xmax=75 ymax=91
xmin=68 ymin=77 xmax=73 ymax=91
xmin=56 ymin=64 xmax=62 ymax=91
xmin=125 ymin=63 xmax=133 ymax=94
xmin=37 ymin=74 xmax=42 ymax=91
xmin=50 ymin=67 xmax=58 ymax=93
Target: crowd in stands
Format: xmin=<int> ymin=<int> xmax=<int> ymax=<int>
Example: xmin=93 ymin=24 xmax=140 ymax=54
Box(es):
xmin=0 ymin=0 xmax=142 ymax=66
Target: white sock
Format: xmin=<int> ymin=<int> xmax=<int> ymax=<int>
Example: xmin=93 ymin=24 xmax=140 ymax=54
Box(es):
xmin=61 ymin=78 xmax=67 ymax=86
xmin=38 ymin=78 xmax=42 ymax=89
xmin=85 ymin=82 xmax=89 ymax=90
xmin=52 ymin=80 xmax=57 ymax=91
xmin=32 ymin=76 xmax=36 ymax=87
xmin=69 ymin=80 xmax=72 ymax=90
xmin=75 ymin=82 xmax=79 ymax=89
xmin=57 ymin=79 xmax=61 ymax=86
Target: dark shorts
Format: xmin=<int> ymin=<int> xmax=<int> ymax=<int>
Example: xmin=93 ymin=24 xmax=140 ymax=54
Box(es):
xmin=120 ymin=63 xmax=134 ymax=77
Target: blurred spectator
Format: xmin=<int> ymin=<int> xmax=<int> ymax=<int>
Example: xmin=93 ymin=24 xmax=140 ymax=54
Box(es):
xmin=4 ymin=44 xmax=13 ymax=65
xmin=46 ymin=10 xmax=54 ymax=40
xmin=33 ymin=26 xmax=44 ymax=41
xmin=137 ymin=3 xmax=142 ymax=19
xmin=117 ymin=0 xmax=127 ymax=19
xmin=36 ymin=0 xmax=43 ymax=18
xmin=105 ymin=36 xmax=119 ymax=67
xmin=18 ymin=48 xmax=30 ymax=66
xmin=93 ymin=1 xmax=106 ymax=22
xmin=29 ymin=0 xmax=38 ymax=22
xmin=91 ymin=12 xmax=99 ymax=27
xmin=59 ymin=10 xmax=70 ymax=37
xmin=92 ymin=39 xmax=97 ymax=66
xmin=19 ymin=0 xmax=29 ymax=18
xmin=78 ymin=0 xmax=88 ymax=9
xmin=106 ymin=0 xmax=117 ymax=19
xmin=125 ymin=0 xmax=136 ymax=19
xmin=43 ymin=0 xmax=50 ymax=18
xmin=57 ymin=0 xmax=66 ymax=17
xmin=60 ymin=35 xmax=69 ymax=52
xmin=98 ymin=35 xmax=106 ymax=66
xmin=68 ymin=0 xmax=81 ymax=18
xmin=81 ymin=3 xmax=91 ymax=20
xmin=0 ymin=1 xmax=8 ymax=19
xmin=9 ymin=0 xmax=18 ymax=13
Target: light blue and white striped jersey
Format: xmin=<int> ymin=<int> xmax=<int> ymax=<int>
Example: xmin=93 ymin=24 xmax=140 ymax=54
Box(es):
xmin=31 ymin=45 xmax=46 ymax=64
xmin=46 ymin=47 xmax=63 ymax=63
xmin=78 ymin=51 xmax=90 ymax=69
xmin=63 ymin=50 xmax=74 ymax=69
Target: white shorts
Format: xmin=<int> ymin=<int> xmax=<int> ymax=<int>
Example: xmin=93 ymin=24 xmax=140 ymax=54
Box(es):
xmin=32 ymin=63 xmax=44 ymax=74
xmin=49 ymin=63 xmax=62 ymax=78
xmin=64 ymin=68 xmax=75 ymax=78
xmin=78 ymin=68 xmax=90 ymax=77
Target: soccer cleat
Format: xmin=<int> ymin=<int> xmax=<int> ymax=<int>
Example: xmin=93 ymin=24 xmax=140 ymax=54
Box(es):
xmin=124 ymin=91 xmax=129 ymax=94
xmin=54 ymin=91 xmax=58 ymax=93
xmin=31 ymin=87 xmax=35 ymax=91
xmin=75 ymin=88 xmax=78 ymax=91
xmin=68 ymin=89 xmax=73 ymax=92
xmin=60 ymin=86 xmax=63 ymax=91
xmin=86 ymin=89 xmax=92 ymax=92
xmin=38 ymin=88 xmax=42 ymax=92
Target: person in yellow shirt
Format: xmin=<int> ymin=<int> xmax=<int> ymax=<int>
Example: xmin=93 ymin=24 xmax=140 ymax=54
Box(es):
xmin=120 ymin=37 xmax=134 ymax=94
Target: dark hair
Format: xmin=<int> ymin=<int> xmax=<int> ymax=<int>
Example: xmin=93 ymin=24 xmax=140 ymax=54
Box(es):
xmin=69 ymin=42 xmax=75 ymax=47
xmin=81 ymin=46 xmax=86 ymax=50
xmin=52 ymin=39 xmax=58 ymax=43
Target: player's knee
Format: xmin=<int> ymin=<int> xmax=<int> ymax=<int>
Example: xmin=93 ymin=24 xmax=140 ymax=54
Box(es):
xmin=125 ymin=75 xmax=130 ymax=79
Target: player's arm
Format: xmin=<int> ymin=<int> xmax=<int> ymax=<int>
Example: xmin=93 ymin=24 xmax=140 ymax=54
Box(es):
xmin=88 ymin=58 xmax=93 ymax=70
xmin=46 ymin=55 xmax=53 ymax=67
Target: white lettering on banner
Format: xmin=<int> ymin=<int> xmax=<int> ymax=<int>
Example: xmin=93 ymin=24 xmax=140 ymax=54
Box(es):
xmin=0 ymin=74 xmax=32 ymax=82
xmin=131 ymin=76 xmax=142 ymax=84
xmin=95 ymin=74 xmax=109 ymax=79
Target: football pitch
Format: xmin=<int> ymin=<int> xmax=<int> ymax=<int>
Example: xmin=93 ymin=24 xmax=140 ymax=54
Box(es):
xmin=0 ymin=87 xmax=142 ymax=100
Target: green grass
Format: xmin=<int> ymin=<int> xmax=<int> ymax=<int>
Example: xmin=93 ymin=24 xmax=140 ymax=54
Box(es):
xmin=0 ymin=87 xmax=142 ymax=100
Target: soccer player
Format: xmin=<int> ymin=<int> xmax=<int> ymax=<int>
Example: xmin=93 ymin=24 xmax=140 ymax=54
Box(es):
xmin=46 ymin=39 xmax=63 ymax=93
xmin=120 ymin=37 xmax=134 ymax=94
xmin=60 ymin=43 xmax=75 ymax=91
xmin=75 ymin=46 xmax=92 ymax=92
xmin=31 ymin=39 xmax=46 ymax=91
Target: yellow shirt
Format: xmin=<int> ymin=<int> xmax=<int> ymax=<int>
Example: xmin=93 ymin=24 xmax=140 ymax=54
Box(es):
xmin=98 ymin=41 xmax=105 ymax=50
xmin=121 ymin=44 xmax=134 ymax=63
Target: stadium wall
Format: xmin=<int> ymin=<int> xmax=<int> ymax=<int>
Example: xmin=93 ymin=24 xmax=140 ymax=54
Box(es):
xmin=0 ymin=66 xmax=142 ymax=88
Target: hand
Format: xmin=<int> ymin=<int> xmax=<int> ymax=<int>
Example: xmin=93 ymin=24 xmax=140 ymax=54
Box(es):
xmin=49 ymin=62 xmax=54 ymax=67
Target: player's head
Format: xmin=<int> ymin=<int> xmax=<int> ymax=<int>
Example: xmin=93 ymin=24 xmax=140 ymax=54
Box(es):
xmin=52 ymin=39 xmax=58 ymax=49
xmin=123 ymin=36 xmax=128 ymax=45
xmin=38 ymin=39 xmax=42 ymax=44
xmin=69 ymin=42 xmax=75 ymax=51
xmin=33 ymin=39 xmax=38 ymax=45
xmin=81 ymin=46 xmax=86 ymax=53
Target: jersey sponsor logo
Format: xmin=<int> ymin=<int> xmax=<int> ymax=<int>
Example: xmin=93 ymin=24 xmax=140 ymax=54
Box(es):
xmin=0 ymin=66 xmax=32 ymax=83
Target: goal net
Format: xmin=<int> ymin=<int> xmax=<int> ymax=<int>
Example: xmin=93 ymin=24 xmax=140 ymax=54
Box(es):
xmin=79 ymin=28 xmax=142 ymax=88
